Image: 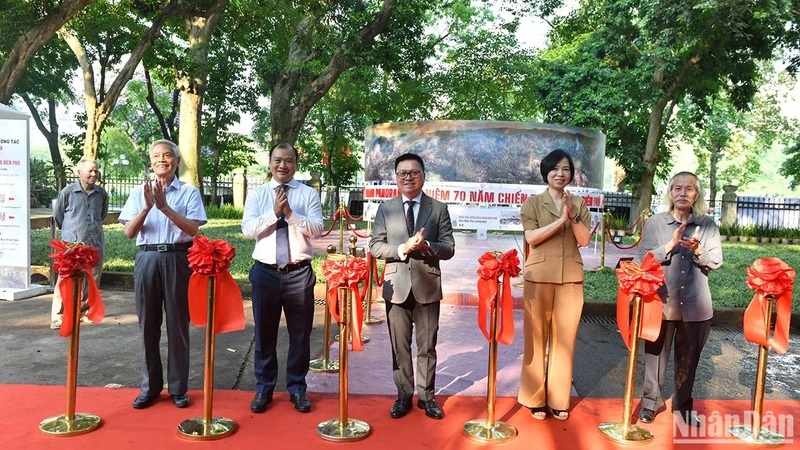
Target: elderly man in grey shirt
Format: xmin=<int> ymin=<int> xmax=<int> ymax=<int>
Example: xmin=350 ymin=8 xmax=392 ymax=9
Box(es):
xmin=637 ymin=172 xmax=723 ymax=428
xmin=50 ymin=157 xmax=109 ymax=329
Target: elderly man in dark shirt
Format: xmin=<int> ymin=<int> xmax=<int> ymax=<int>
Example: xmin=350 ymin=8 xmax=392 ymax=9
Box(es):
xmin=637 ymin=172 xmax=723 ymax=428
xmin=50 ymin=157 xmax=109 ymax=329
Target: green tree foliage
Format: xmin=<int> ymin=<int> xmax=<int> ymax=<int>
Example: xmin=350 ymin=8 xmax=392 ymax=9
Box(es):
xmin=535 ymin=0 xmax=790 ymax=214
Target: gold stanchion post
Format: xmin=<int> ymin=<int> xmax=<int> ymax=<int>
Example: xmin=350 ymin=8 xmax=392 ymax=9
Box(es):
xmin=317 ymin=287 xmax=371 ymax=442
xmin=599 ymin=294 xmax=653 ymax=444
xmin=600 ymin=211 xmax=608 ymax=269
xmin=40 ymin=274 xmax=101 ymax=436
xmin=363 ymin=254 xmax=383 ymax=325
xmin=310 ymin=245 xmax=340 ymax=373
xmin=728 ymin=295 xmax=785 ymax=445
xmin=338 ymin=205 xmax=345 ymax=254
xmin=178 ymin=276 xmax=236 ymax=440
xmin=463 ymin=277 xmax=517 ymax=443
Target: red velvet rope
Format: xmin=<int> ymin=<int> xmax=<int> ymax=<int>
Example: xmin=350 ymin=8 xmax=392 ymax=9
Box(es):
xmin=372 ymin=256 xmax=386 ymax=287
xmin=322 ymin=255 xmax=368 ymax=351
xmin=186 ymin=235 xmax=245 ymax=334
xmin=319 ymin=211 xmax=341 ymax=238
xmin=476 ymin=249 xmax=520 ymax=345
xmin=607 ymin=214 xmax=643 ymax=233
xmin=743 ymin=258 xmax=795 ymax=354
xmin=615 ymin=252 xmax=665 ymax=350
xmin=49 ymin=240 xmax=104 ymax=338
xmin=343 ymin=208 xmax=364 ymax=222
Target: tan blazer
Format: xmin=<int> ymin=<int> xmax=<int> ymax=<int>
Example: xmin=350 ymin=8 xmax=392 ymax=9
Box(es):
xmin=520 ymin=190 xmax=590 ymax=284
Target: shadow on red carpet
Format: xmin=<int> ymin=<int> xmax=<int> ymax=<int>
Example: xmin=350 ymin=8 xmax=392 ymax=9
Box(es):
xmin=2 ymin=384 xmax=796 ymax=449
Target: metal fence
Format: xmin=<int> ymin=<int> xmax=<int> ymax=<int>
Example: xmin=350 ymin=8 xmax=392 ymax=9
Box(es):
xmin=79 ymin=175 xmax=800 ymax=228
xmin=737 ymin=196 xmax=800 ymax=229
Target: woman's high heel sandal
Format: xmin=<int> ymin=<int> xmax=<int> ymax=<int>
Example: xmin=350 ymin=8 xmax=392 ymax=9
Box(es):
xmin=550 ymin=407 xmax=569 ymax=421
xmin=529 ymin=406 xmax=548 ymax=420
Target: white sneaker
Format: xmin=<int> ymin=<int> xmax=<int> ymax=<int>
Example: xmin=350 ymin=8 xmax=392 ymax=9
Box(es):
xmin=50 ymin=321 xmax=61 ymax=330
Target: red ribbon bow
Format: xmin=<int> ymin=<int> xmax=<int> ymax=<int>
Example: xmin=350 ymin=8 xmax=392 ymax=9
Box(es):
xmin=476 ymin=249 xmax=520 ymax=345
xmin=743 ymin=257 xmax=795 ymax=354
xmin=187 ymin=235 xmax=245 ymax=334
xmin=615 ymin=252 xmax=665 ymax=350
xmin=49 ymin=240 xmax=104 ymax=338
xmin=322 ymin=255 xmax=368 ymax=351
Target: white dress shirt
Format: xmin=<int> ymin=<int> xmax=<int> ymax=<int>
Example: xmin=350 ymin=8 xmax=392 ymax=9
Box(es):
xmin=242 ymin=179 xmax=323 ymax=264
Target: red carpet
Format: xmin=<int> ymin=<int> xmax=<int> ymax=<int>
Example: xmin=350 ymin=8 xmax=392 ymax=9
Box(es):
xmin=2 ymin=384 xmax=797 ymax=449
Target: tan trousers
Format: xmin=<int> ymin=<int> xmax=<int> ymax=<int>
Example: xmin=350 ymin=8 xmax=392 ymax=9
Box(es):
xmin=517 ymin=281 xmax=583 ymax=411
xmin=51 ymin=263 xmax=102 ymax=323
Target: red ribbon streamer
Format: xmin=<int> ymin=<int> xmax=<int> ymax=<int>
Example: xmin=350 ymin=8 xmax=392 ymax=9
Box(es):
xmin=476 ymin=249 xmax=520 ymax=345
xmin=49 ymin=240 xmax=104 ymax=338
xmin=615 ymin=252 xmax=665 ymax=350
xmin=743 ymin=257 xmax=795 ymax=354
xmin=322 ymin=255 xmax=368 ymax=351
xmin=187 ymin=235 xmax=245 ymax=334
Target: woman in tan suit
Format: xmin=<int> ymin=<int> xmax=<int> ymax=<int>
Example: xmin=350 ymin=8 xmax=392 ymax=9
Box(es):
xmin=518 ymin=149 xmax=591 ymax=421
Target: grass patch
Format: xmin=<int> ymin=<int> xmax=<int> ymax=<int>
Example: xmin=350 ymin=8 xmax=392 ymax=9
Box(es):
xmin=32 ymin=222 xmax=800 ymax=309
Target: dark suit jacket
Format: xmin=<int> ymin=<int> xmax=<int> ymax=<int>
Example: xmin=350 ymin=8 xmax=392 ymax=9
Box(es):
xmin=369 ymin=193 xmax=455 ymax=304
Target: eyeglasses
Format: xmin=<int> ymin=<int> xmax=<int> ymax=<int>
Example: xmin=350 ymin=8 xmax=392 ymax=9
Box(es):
xmin=396 ymin=170 xmax=422 ymax=179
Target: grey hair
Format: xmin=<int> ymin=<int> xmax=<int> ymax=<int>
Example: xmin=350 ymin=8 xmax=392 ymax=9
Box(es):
xmin=76 ymin=156 xmax=99 ymax=173
xmin=150 ymin=139 xmax=179 ymax=156
xmin=665 ymin=171 xmax=707 ymax=218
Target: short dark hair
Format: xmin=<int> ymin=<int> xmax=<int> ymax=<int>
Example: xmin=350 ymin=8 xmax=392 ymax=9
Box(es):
xmin=540 ymin=149 xmax=574 ymax=183
xmin=270 ymin=142 xmax=298 ymax=161
xmin=394 ymin=153 xmax=425 ymax=171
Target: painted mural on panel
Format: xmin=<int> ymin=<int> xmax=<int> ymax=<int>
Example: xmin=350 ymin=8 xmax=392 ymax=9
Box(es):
xmin=364 ymin=120 xmax=605 ymax=188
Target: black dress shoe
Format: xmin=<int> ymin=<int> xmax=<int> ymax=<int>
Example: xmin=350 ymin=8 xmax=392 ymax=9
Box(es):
xmin=639 ymin=408 xmax=655 ymax=423
xmin=679 ymin=410 xmax=702 ymax=428
xmin=290 ymin=392 xmax=311 ymax=413
xmin=390 ymin=397 xmax=412 ymax=418
xmin=250 ymin=392 xmax=273 ymax=413
xmin=132 ymin=394 xmax=159 ymax=409
xmin=417 ymin=398 xmax=444 ymax=420
xmin=171 ymin=394 xmax=190 ymax=408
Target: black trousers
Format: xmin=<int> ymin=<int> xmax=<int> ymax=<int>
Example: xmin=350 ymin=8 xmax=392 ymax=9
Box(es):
xmin=250 ymin=262 xmax=316 ymax=395
xmin=642 ymin=319 xmax=711 ymax=413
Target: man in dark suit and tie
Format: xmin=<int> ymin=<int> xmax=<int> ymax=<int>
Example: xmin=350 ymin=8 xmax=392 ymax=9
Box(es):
xmin=369 ymin=153 xmax=455 ymax=420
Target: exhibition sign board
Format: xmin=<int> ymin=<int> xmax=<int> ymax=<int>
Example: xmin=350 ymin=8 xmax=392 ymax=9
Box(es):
xmin=0 ymin=104 xmax=45 ymax=300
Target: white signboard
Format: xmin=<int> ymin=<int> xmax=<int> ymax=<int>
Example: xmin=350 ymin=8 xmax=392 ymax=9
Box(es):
xmin=0 ymin=105 xmax=44 ymax=300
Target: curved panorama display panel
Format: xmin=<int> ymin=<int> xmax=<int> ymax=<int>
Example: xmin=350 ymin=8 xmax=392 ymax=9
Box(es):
xmin=364 ymin=120 xmax=605 ymax=188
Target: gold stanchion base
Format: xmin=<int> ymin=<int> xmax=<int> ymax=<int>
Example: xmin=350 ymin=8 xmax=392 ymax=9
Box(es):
xmin=334 ymin=334 xmax=370 ymax=343
xmin=363 ymin=317 xmax=384 ymax=325
xmin=309 ymin=358 xmax=340 ymax=373
xmin=598 ymin=422 xmax=653 ymax=445
xmin=39 ymin=413 xmax=101 ymax=436
xmin=728 ymin=425 xmax=785 ymax=446
xmin=462 ymin=419 xmax=517 ymax=443
xmin=178 ymin=417 xmax=236 ymax=440
xmin=316 ymin=418 xmax=371 ymax=442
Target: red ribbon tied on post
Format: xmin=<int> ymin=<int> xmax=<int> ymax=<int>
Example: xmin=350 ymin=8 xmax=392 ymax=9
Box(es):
xmin=49 ymin=240 xmax=105 ymax=338
xmin=322 ymin=255 xmax=368 ymax=351
xmin=187 ymin=235 xmax=245 ymax=334
xmin=476 ymin=249 xmax=520 ymax=345
xmin=743 ymin=257 xmax=795 ymax=354
xmin=615 ymin=252 xmax=665 ymax=350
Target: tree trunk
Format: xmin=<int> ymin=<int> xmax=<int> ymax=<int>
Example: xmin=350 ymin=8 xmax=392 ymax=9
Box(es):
xmin=269 ymin=0 xmax=397 ymax=145
xmin=709 ymin=145 xmax=720 ymax=210
xmin=20 ymin=95 xmax=66 ymax=188
xmin=61 ymin=0 xmax=181 ymax=159
xmin=0 ymin=0 xmax=96 ymax=104
xmin=177 ymin=0 xmax=229 ymax=192
xmin=636 ymin=98 xmax=668 ymax=217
